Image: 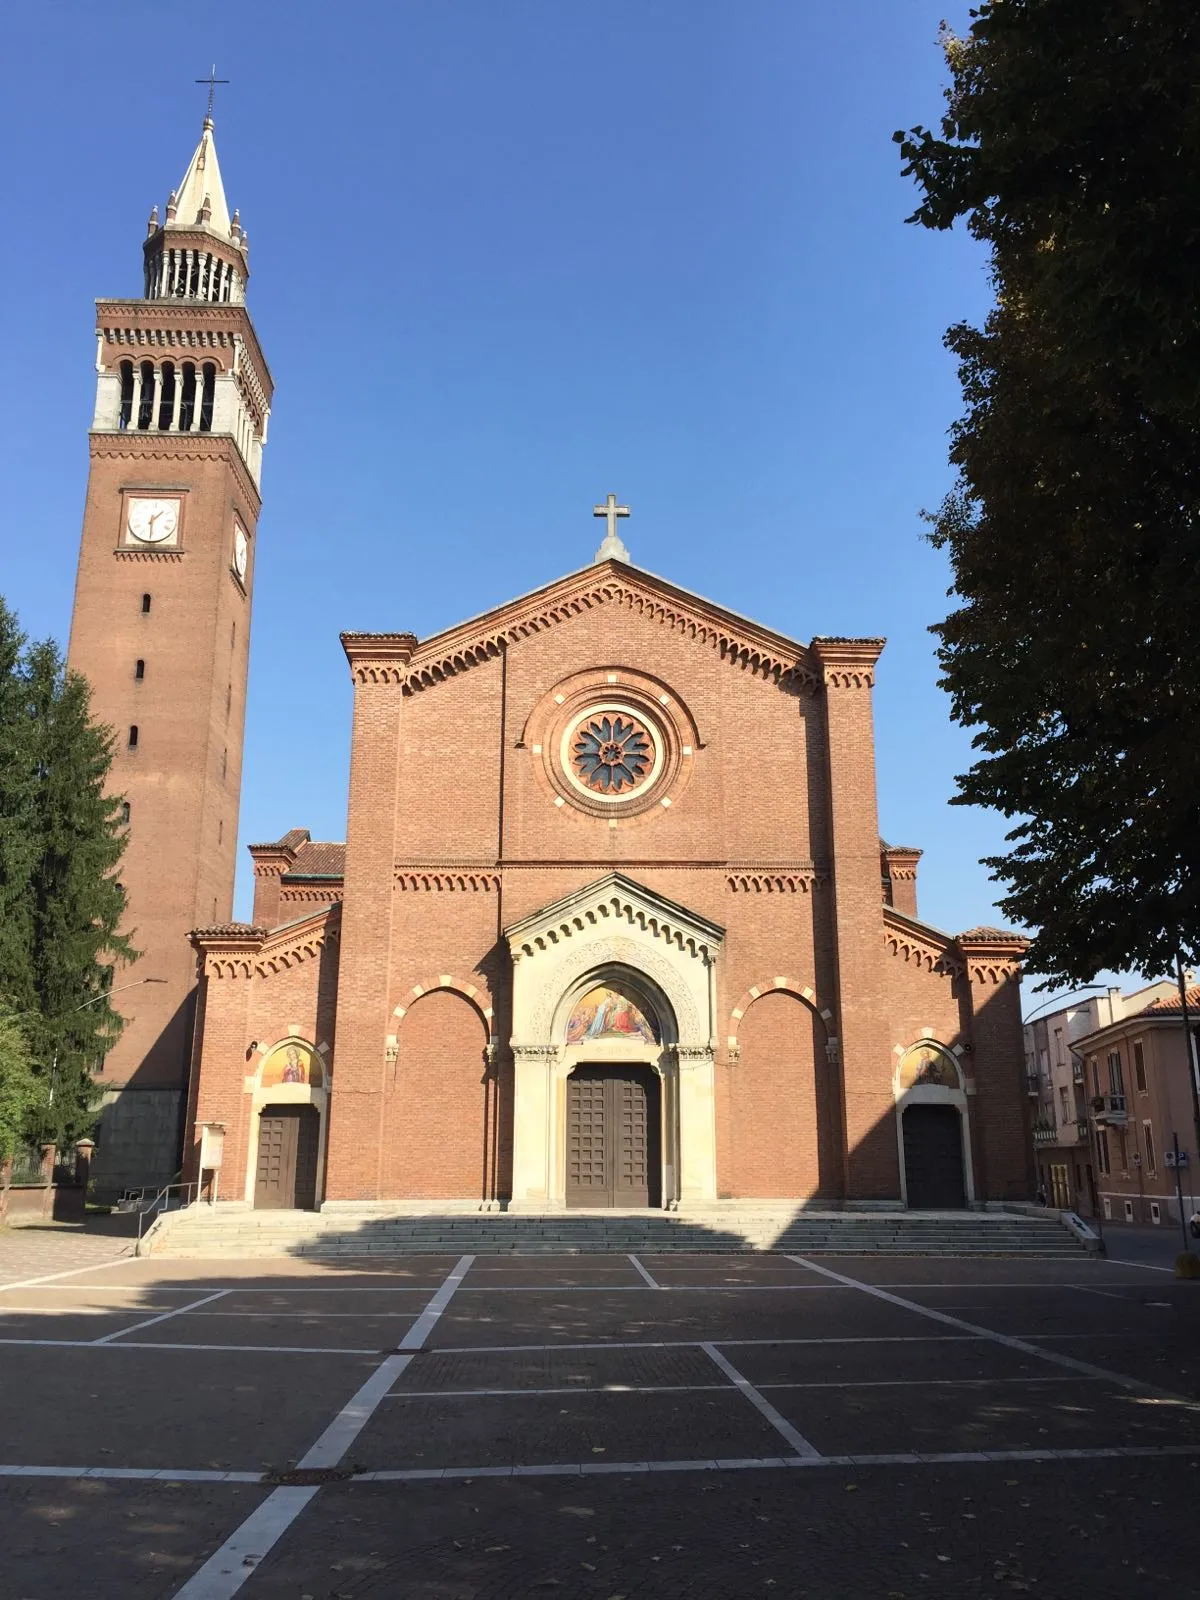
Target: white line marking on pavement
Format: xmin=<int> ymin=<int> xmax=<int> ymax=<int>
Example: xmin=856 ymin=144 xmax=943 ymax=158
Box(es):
xmin=171 ymin=1486 xmax=319 ymax=1597
xmin=383 ymin=1374 xmax=1103 ymax=1400
xmin=627 ymin=1254 xmax=661 ymax=1288
xmin=92 ymin=1290 xmax=231 ymax=1344
xmin=0 ymin=1465 xmax=264 ymax=1482
xmin=701 ymin=1342 xmax=821 ymax=1458
xmin=788 ymin=1256 xmax=1195 ymax=1405
xmin=0 ymin=1256 xmax=136 ymax=1292
xmin=386 ymin=1383 xmax=726 ymax=1399
xmin=171 ymin=1255 xmax=474 ymax=1600
xmin=7 ymin=1440 xmax=1200 ymax=1489
xmin=0 ymin=1338 xmax=381 ymax=1355
xmin=398 ymin=1254 xmax=474 ymax=1350
xmin=353 ymin=1441 xmax=1200 ymax=1481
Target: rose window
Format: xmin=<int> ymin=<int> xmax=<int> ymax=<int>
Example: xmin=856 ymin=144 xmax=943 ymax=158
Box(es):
xmin=571 ymin=714 xmax=652 ymax=794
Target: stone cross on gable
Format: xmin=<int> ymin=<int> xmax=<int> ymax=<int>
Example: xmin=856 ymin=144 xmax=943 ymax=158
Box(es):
xmin=593 ymin=493 xmax=631 ymax=564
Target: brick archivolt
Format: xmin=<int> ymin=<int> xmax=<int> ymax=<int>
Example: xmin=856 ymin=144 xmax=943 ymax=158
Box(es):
xmin=726 ymin=977 xmax=835 ymax=1058
xmin=391 ymin=976 xmax=496 ymax=1039
xmin=402 ymin=577 xmax=819 ymax=694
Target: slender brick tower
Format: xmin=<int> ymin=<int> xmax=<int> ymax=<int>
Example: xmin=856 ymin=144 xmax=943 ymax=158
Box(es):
xmin=67 ymin=113 xmax=272 ymax=1195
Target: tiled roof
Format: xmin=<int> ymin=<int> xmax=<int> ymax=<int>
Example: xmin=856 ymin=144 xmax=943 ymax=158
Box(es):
xmin=190 ymin=922 xmax=266 ymax=939
xmin=248 ymin=828 xmax=311 ymax=853
xmin=285 ymin=840 xmax=345 ymax=878
xmin=1142 ymin=986 xmax=1200 ymax=1016
xmin=956 ymin=926 xmax=1029 ymax=944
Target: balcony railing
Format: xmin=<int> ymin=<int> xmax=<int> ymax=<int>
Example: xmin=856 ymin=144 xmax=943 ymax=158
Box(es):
xmin=1072 ymin=1063 xmax=1085 ymax=1085
xmin=1091 ymin=1093 xmax=1127 ymax=1124
xmin=1032 ymin=1122 xmax=1058 ymax=1146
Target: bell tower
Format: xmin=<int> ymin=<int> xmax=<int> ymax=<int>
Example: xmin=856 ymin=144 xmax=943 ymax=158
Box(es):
xmin=67 ymin=110 xmax=273 ymax=1195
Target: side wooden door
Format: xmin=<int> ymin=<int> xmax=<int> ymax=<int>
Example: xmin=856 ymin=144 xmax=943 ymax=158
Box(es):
xmin=254 ymin=1106 xmax=320 ymax=1210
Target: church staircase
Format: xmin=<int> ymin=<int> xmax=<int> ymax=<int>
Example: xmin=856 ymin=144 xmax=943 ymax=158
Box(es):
xmin=140 ymin=1204 xmax=1087 ymax=1258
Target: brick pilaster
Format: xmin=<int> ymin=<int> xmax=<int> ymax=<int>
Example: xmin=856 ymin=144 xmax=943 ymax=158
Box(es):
xmin=956 ymin=931 xmax=1033 ymax=1201
xmin=810 ymin=638 xmax=897 ymax=1201
xmin=324 ymin=634 xmax=416 ymax=1200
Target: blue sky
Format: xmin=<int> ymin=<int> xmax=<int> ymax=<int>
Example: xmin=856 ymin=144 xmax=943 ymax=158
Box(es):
xmin=0 ymin=0 xmax=1108 ymax=1006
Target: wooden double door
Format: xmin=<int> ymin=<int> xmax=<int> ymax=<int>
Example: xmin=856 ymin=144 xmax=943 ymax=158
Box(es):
xmin=254 ymin=1105 xmax=320 ymax=1210
xmin=902 ymin=1104 xmax=966 ymax=1209
xmin=566 ymin=1066 xmax=661 ymax=1209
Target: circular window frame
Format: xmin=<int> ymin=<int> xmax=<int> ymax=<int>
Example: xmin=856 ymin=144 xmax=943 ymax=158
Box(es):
xmin=527 ymin=669 xmax=699 ymax=820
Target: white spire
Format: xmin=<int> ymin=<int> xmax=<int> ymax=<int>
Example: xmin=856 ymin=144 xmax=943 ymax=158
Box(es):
xmin=171 ymin=117 xmax=232 ymax=235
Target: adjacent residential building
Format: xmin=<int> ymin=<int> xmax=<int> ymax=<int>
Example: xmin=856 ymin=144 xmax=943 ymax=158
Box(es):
xmin=1025 ymin=981 xmax=1199 ymax=1225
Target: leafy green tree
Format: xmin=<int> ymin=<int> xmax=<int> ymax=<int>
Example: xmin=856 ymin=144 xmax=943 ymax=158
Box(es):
xmin=0 ymin=600 xmax=132 ymax=1146
xmin=0 ymin=1005 xmax=38 ymax=1164
xmin=895 ymin=1 xmax=1200 ymax=986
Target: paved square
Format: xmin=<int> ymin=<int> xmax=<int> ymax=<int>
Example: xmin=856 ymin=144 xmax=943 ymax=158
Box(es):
xmin=2 ymin=1246 xmax=1198 ymax=1597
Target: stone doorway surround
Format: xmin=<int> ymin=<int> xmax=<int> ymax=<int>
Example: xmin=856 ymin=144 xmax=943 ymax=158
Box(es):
xmin=505 ymin=873 xmax=724 ymax=1210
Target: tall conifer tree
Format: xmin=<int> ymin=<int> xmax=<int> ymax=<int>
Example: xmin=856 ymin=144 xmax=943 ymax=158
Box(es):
xmin=0 ymin=599 xmax=132 ymax=1146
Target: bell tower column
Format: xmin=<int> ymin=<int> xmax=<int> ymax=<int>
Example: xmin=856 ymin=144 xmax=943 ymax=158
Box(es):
xmin=66 ymin=112 xmax=272 ymax=1198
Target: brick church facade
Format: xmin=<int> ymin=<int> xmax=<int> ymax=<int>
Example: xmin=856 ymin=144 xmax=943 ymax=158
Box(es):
xmin=70 ymin=118 xmax=1035 ymax=1212
xmin=186 ymin=546 xmax=1035 ymax=1213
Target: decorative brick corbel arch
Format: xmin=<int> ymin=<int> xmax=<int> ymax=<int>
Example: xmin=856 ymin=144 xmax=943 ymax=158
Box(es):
xmin=726 ymin=976 xmax=837 ymax=1064
xmin=386 ymin=974 xmax=497 ymax=1063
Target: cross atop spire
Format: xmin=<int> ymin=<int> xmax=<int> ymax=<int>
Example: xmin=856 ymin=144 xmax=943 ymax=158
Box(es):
xmin=593 ymin=493 xmax=632 ymax=563
xmin=195 ymin=64 xmax=229 ymax=125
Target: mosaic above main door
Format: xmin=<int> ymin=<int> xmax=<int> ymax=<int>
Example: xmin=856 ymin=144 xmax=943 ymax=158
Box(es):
xmin=566 ymin=985 xmax=658 ymax=1046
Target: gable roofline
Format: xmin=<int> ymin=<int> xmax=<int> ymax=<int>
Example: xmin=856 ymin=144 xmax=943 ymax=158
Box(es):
xmin=386 ymin=558 xmax=822 ymax=693
xmin=503 ymin=869 xmax=726 ymax=948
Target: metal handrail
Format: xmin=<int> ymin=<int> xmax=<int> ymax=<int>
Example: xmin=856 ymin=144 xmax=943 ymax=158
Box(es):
xmin=135 ymin=1179 xmax=198 ymax=1245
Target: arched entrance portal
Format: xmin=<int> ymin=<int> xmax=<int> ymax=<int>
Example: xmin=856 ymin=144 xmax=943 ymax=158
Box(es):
xmin=505 ymin=873 xmax=723 ymax=1210
xmin=894 ymin=1042 xmax=973 ymax=1210
xmin=561 ymin=976 xmax=668 ymax=1211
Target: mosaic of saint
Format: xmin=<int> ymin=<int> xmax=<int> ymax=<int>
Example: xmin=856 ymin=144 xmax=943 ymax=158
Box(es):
xmin=898 ymin=1044 xmax=958 ymax=1092
xmin=571 ymin=713 xmax=652 ymax=794
xmin=566 ymin=986 xmax=657 ymax=1046
xmin=261 ymin=1041 xmax=323 ymax=1089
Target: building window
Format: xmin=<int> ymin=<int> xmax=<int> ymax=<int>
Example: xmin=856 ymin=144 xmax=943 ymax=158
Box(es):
xmin=121 ymin=801 xmax=130 ymax=824
xmin=1133 ymin=1040 xmax=1147 ymax=1093
xmin=135 ymin=659 xmax=145 ymax=680
xmin=1058 ymin=1086 xmax=1069 ymax=1123
xmin=1053 ymin=1026 xmax=1064 ymax=1065
xmin=218 ymin=819 xmax=223 ymax=845
xmin=1090 ymin=1057 xmax=1100 ymax=1094
xmin=1097 ymin=1128 xmax=1110 ymax=1175
xmin=128 ymin=725 xmax=139 ymax=749
xmin=1151 ymin=1201 xmax=1161 ymax=1225
xmin=1107 ymin=1050 xmax=1125 ymax=1095
xmin=221 ymin=747 xmax=228 ymax=780
xmin=1143 ymin=1121 xmax=1156 ymax=1174
xmin=1124 ymin=1200 xmax=1134 ymax=1222
xmin=1117 ymin=1128 xmax=1129 ymax=1172
xmin=141 ymin=593 xmax=152 ymax=614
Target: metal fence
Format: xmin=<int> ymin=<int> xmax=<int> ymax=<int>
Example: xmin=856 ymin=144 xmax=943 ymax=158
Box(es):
xmin=7 ymin=1145 xmax=49 ymax=1186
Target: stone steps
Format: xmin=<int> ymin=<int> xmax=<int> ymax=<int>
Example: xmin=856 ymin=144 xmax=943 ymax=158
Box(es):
xmin=142 ymin=1207 xmax=1085 ymax=1258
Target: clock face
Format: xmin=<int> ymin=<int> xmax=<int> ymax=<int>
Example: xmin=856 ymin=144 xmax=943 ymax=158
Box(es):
xmin=126 ymin=496 xmax=180 ymax=546
xmin=232 ymin=523 xmax=249 ymax=580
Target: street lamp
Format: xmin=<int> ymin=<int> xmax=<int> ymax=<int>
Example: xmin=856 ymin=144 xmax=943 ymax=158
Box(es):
xmin=1022 ymin=985 xmax=1107 ymax=1026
